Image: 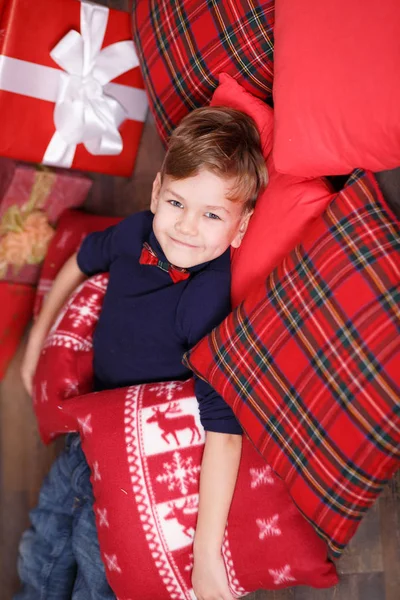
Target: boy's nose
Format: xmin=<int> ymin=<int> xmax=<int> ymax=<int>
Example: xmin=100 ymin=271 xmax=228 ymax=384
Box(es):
xmin=176 ymin=213 xmax=198 ymax=237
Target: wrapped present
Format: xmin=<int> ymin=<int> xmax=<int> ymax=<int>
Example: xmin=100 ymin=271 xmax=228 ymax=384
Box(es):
xmin=0 ymin=0 xmax=148 ymax=176
xmin=0 ymin=282 xmax=35 ymax=379
xmin=0 ymin=159 xmax=92 ymax=284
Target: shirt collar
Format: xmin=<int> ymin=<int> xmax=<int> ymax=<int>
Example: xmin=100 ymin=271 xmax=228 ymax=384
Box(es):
xmin=148 ymin=228 xmax=213 ymax=274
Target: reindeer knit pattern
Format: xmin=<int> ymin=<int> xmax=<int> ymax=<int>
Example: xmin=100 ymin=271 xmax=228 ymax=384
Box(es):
xmin=123 ymin=381 xmax=247 ymax=598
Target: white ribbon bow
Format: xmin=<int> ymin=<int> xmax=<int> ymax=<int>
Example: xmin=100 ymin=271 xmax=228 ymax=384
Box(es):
xmin=43 ymin=2 xmax=139 ymax=168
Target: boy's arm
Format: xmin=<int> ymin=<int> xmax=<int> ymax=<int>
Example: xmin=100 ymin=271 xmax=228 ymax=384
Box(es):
xmin=21 ymin=252 xmax=87 ymax=395
xmin=192 ymin=431 xmax=241 ymax=600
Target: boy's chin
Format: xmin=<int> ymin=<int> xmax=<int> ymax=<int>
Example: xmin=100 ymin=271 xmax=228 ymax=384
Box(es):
xmin=165 ymin=249 xmax=201 ymax=270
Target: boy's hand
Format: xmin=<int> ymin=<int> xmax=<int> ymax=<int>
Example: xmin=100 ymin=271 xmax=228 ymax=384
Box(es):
xmin=192 ymin=552 xmax=234 ymax=600
xmin=21 ymin=326 xmax=43 ymax=395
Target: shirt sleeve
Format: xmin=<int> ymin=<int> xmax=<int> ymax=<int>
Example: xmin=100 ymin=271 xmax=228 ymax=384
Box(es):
xmin=178 ymin=269 xmax=242 ymax=435
xmin=76 ymin=224 xmax=119 ymax=276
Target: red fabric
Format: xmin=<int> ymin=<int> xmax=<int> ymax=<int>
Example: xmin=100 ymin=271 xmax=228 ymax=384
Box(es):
xmin=65 ymin=381 xmax=338 ymax=598
xmin=0 ymin=0 xmax=146 ymax=176
xmin=185 ymin=170 xmax=400 ymax=557
xmin=33 ymin=276 xmax=338 ymax=595
xmin=132 ymin=0 xmax=275 ymax=143
xmin=33 ymin=274 xmax=107 ymax=444
xmin=0 ymin=282 xmax=35 ymax=379
xmin=211 ymin=74 xmax=333 ymax=306
xmin=273 ymin=0 xmax=400 ymax=176
xmin=0 ymin=159 xmax=91 ymax=285
xmin=34 ymin=209 xmax=122 ymax=317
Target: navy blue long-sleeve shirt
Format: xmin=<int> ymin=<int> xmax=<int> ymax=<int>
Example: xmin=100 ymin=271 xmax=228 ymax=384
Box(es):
xmin=77 ymin=210 xmax=241 ymax=435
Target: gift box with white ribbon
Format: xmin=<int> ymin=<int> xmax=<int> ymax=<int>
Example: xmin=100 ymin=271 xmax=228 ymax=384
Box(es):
xmin=0 ymin=0 xmax=148 ymax=176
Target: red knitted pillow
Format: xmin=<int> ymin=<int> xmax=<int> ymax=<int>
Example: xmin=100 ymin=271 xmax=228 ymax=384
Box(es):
xmin=64 ymin=381 xmax=337 ymax=598
xmin=33 ymin=277 xmax=338 ymax=597
xmin=33 ymin=274 xmax=108 ymax=444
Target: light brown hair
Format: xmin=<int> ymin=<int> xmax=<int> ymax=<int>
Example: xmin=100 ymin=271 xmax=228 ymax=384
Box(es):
xmin=161 ymin=107 xmax=268 ymax=212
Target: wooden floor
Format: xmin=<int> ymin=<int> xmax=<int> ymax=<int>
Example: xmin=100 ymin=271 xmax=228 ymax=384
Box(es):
xmin=1 ymin=1 xmax=399 ymax=599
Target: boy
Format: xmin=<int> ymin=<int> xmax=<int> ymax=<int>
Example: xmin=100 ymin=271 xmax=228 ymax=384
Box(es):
xmin=18 ymin=107 xmax=267 ymax=600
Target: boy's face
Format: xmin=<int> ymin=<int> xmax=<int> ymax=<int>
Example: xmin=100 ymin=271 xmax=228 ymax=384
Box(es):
xmin=150 ymin=170 xmax=252 ymax=269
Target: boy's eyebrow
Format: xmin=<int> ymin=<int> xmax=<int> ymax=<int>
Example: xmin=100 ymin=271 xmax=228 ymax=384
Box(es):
xmin=165 ymin=188 xmax=187 ymax=202
xmin=165 ymin=189 xmax=229 ymax=213
xmin=205 ymin=205 xmax=229 ymax=213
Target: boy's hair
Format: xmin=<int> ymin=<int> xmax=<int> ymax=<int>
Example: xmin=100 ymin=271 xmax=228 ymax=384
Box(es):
xmin=161 ymin=107 xmax=268 ymax=212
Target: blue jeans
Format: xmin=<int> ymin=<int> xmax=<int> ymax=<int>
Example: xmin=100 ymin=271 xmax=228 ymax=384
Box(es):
xmin=14 ymin=434 xmax=116 ymax=600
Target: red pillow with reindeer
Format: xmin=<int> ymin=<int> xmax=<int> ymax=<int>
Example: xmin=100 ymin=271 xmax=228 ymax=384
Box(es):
xmin=34 ymin=276 xmax=338 ymax=598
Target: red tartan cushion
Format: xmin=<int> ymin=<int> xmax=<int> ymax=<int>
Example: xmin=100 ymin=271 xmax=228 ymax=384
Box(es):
xmin=34 ymin=277 xmax=338 ymax=596
xmin=132 ymin=0 xmax=275 ymax=143
xmin=63 ymin=382 xmax=337 ymax=598
xmin=0 ymin=282 xmax=35 ymax=379
xmin=211 ymin=74 xmax=333 ymax=306
xmin=185 ymin=170 xmax=400 ymax=557
xmin=273 ymin=0 xmax=400 ymax=176
xmin=34 ymin=209 xmax=122 ymax=317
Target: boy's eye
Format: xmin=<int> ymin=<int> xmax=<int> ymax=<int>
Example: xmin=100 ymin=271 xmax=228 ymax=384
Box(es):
xmin=205 ymin=212 xmax=221 ymax=220
xmin=168 ymin=199 xmax=184 ymax=209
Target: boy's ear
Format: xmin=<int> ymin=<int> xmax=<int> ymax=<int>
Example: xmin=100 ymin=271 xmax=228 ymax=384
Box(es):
xmin=231 ymin=209 xmax=253 ymax=249
xmin=150 ymin=172 xmax=162 ymax=214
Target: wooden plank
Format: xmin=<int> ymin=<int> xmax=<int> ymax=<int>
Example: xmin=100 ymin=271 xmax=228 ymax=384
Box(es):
xmin=295 ymin=572 xmax=385 ymax=600
xmin=339 ymin=500 xmax=383 ymax=575
xmin=380 ymin=473 xmax=400 ymax=600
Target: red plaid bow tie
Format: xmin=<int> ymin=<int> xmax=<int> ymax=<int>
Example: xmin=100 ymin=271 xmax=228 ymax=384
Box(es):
xmin=139 ymin=243 xmax=190 ymax=283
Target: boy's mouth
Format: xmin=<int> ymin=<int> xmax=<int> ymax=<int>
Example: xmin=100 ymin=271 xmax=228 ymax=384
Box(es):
xmin=169 ymin=237 xmax=198 ymax=249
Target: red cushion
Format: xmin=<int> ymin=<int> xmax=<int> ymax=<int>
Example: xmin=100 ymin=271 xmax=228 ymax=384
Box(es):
xmin=273 ymin=0 xmax=400 ymax=176
xmin=185 ymin=170 xmax=400 ymax=557
xmin=132 ymin=1 xmax=275 ymax=143
xmin=211 ymin=74 xmax=333 ymax=306
xmin=33 ymin=274 xmax=108 ymax=444
xmin=0 ymin=282 xmax=35 ymax=379
xmin=34 ymin=209 xmax=122 ymax=317
xmin=63 ymin=381 xmax=337 ymax=598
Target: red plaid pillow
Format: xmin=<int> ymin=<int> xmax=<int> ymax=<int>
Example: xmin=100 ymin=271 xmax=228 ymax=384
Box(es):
xmin=132 ymin=0 xmax=275 ymax=142
xmin=185 ymin=170 xmax=400 ymax=557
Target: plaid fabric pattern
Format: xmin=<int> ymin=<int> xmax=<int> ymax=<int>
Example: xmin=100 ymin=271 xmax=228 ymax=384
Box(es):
xmin=132 ymin=0 xmax=275 ymax=142
xmin=185 ymin=170 xmax=400 ymax=557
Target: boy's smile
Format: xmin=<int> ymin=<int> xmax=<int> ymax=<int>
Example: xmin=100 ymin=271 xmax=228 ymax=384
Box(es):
xmin=150 ymin=170 xmax=252 ymax=269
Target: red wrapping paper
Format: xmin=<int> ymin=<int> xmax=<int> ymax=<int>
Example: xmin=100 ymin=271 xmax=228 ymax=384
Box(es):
xmin=0 ymin=0 xmax=147 ymax=176
xmin=0 ymin=159 xmax=91 ymax=284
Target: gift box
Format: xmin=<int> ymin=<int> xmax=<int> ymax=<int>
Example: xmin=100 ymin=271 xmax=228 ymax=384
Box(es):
xmin=0 ymin=0 xmax=148 ymax=176
xmin=0 ymin=159 xmax=92 ymax=284
xmin=0 ymin=282 xmax=35 ymax=379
